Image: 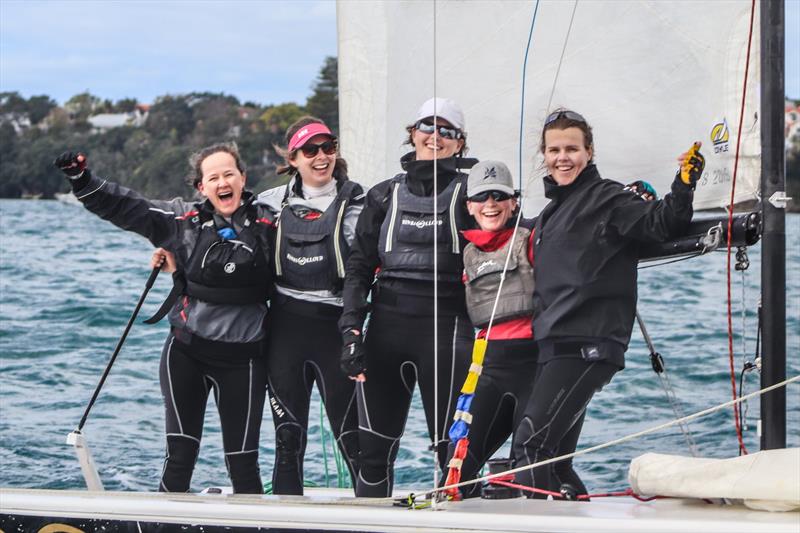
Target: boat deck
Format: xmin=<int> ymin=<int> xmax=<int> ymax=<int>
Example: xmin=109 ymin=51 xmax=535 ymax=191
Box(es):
xmin=2 ymin=487 xmax=798 ymax=533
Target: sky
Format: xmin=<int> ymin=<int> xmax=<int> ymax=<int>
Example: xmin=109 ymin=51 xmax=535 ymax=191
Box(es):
xmin=0 ymin=0 xmax=798 ymax=107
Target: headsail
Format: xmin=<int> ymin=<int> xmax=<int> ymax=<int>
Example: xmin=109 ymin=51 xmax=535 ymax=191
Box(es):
xmin=337 ymin=0 xmax=761 ymax=213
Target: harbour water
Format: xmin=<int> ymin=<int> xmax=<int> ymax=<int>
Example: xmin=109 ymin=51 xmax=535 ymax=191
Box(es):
xmin=0 ymin=199 xmax=798 ymax=493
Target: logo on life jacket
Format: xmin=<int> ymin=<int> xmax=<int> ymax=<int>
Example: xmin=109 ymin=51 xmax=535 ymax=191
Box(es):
xmin=710 ymin=119 xmax=730 ymax=154
xmin=476 ymin=259 xmax=498 ymax=275
xmin=286 ymin=253 xmax=324 ymax=266
xmin=224 ymin=262 xmax=236 ymax=274
xmin=401 ymin=217 xmax=443 ymax=229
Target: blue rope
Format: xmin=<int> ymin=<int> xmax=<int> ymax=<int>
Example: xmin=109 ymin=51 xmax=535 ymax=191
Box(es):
xmin=518 ymin=0 xmax=541 ymax=191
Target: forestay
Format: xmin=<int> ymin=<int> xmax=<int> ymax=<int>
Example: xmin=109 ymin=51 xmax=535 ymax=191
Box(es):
xmin=337 ymin=0 xmax=760 ymax=214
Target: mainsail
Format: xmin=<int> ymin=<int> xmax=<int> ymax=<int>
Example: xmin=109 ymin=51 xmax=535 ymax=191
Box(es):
xmin=337 ymin=0 xmax=761 ymax=213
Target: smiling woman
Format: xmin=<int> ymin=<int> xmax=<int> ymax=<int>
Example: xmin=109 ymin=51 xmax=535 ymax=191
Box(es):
xmin=52 ymin=143 xmax=277 ymax=494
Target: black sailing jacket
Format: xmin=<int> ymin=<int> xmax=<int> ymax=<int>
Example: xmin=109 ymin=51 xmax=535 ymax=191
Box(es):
xmin=532 ymin=163 xmax=694 ymax=362
xmin=338 ymin=152 xmax=476 ymax=333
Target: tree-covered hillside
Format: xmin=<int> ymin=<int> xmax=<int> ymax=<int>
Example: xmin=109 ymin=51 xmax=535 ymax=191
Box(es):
xmin=0 ymin=57 xmax=339 ymax=200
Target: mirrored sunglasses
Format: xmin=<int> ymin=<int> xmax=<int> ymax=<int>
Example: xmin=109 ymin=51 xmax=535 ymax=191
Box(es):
xmin=545 ymin=110 xmax=587 ymax=126
xmin=415 ymin=120 xmax=463 ymax=140
xmin=299 ymin=139 xmax=337 ymax=158
xmin=467 ymin=190 xmax=514 ymax=202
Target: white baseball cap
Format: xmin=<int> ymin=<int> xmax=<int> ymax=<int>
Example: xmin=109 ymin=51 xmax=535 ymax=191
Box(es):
xmin=415 ymin=97 xmax=465 ymax=131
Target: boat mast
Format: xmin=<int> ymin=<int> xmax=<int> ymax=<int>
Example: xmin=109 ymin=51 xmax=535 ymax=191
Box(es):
xmin=760 ymin=0 xmax=786 ymax=450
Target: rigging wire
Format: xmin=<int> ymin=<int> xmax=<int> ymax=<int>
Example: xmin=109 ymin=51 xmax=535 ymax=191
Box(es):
xmin=431 ymin=0 xmax=441 ymax=505
xmin=544 ymin=0 xmax=579 ymax=114
xmin=725 ymin=0 xmax=757 ymax=456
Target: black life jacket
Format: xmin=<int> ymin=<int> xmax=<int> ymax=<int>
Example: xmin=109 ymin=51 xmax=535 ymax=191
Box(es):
xmin=274 ymin=180 xmax=358 ymax=292
xmin=377 ymin=173 xmax=466 ymax=283
xmin=145 ymin=197 xmax=272 ymax=324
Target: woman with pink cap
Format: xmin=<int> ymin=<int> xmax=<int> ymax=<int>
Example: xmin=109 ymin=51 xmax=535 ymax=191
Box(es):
xmin=338 ymin=97 xmax=479 ymax=497
xmin=256 ymin=116 xmax=364 ymax=494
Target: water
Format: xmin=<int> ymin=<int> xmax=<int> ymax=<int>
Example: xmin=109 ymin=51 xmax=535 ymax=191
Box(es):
xmin=1 ymin=199 xmax=798 ymax=493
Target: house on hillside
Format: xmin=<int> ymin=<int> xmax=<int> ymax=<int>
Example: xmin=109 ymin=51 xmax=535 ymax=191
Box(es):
xmin=88 ymin=104 xmax=150 ymax=133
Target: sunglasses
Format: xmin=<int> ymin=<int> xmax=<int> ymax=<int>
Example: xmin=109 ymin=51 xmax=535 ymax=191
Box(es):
xmin=545 ymin=110 xmax=587 ymax=126
xmin=467 ymin=190 xmax=515 ymax=203
xmin=299 ymin=139 xmax=337 ymax=158
xmin=415 ymin=120 xmax=463 ymax=140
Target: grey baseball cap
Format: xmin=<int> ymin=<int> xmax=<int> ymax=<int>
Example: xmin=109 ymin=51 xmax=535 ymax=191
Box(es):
xmin=467 ymin=160 xmax=516 ymax=197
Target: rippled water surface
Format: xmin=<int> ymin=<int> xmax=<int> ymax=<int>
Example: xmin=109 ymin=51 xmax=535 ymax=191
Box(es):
xmin=1 ymin=199 xmax=798 ymax=493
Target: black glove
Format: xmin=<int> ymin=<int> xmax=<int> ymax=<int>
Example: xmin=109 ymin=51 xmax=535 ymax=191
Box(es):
xmin=678 ymin=143 xmax=705 ymax=188
xmin=340 ymin=330 xmax=366 ymax=377
xmin=624 ymin=180 xmax=658 ymax=201
xmin=53 ymin=151 xmax=88 ymax=179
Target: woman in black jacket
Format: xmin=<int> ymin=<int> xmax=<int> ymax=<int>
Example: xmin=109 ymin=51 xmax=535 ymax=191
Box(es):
xmin=511 ymin=109 xmax=704 ymax=498
xmin=54 ymin=143 xmax=274 ymax=493
xmin=338 ymin=97 xmax=478 ymax=497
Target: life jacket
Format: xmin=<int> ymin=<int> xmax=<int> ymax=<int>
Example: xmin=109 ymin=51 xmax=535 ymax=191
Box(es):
xmin=145 ymin=197 xmax=272 ymax=324
xmin=462 ymin=227 xmax=534 ymax=328
xmin=273 ymin=180 xmax=357 ymax=292
xmin=377 ymin=174 xmax=466 ymax=283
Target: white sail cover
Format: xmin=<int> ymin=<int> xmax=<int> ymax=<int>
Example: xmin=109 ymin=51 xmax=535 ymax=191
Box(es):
xmin=337 ymin=0 xmax=761 ymax=214
xmin=629 ymin=448 xmax=800 ymax=512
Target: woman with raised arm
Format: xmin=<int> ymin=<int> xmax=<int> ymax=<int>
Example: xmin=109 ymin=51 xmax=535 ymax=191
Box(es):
xmin=54 ymin=143 xmax=274 ymax=494
xmin=338 ymin=97 xmax=478 ymax=497
xmin=255 ymin=117 xmax=363 ymax=495
xmin=511 ymin=109 xmax=703 ymax=498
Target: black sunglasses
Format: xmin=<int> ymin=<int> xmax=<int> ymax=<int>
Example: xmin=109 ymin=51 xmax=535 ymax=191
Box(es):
xmin=545 ymin=110 xmax=587 ymax=126
xmin=467 ymin=190 xmax=515 ymax=203
xmin=299 ymin=139 xmax=337 ymax=158
xmin=415 ymin=120 xmax=463 ymax=140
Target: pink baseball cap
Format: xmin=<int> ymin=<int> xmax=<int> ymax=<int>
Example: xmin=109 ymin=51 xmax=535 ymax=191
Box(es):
xmin=288 ymin=123 xmax=335 ymax=151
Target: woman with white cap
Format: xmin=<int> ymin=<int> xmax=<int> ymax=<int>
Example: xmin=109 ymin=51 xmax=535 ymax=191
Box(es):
xmin=338 ymin=97 xmax=478 ymax=497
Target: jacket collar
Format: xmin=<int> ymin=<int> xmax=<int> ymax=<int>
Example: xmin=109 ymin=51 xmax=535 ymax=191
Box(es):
xmin=461 ymin=228 xmax=515 ymax=252
xmin=543 ymin=163 xmax=601 ymax=202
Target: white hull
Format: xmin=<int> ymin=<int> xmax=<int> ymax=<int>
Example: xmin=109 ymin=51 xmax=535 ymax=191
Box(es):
xmin=2 ymin=488 xmax=799 ymax=533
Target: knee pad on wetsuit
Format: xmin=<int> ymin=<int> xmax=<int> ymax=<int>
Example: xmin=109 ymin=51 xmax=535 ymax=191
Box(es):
xmin=275 ymin=423 xmax=304 ymax=464
xmin=160 ymin=436 xmax=200 ymax=492
xmin=225 ymin=451 xmax=263 ymax=494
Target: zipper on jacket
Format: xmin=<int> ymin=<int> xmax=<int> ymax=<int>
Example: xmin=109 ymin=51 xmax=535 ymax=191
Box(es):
xmin=333 ymin=199 xmax=348 ymax=278
xmin=274 ymin=222 xmax=283 ymax=276
xmin=449 ymin=182 xmax=462 ymax=254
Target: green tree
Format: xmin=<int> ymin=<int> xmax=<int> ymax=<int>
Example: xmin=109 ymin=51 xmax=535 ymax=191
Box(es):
xmin=305 ymin=56 xmax=338 ymax=133
xmin=113 ymin=98 xmax=139 ymax=113
xmin=259 ymin=103 xmax=306 ymax=135
xmin=26 ymin=95 xmax=56 ymax=124
xmin=146 ymin=96 xmax=193 ymax=141
xmin=65 ymin=91 xmax=102 ymax=121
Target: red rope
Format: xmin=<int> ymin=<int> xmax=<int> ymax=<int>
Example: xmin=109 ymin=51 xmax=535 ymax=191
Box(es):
xmin=489 ymin=479 xmax=666 ymax=502
xmin=725 ymin=0 xmax=756 ymax=456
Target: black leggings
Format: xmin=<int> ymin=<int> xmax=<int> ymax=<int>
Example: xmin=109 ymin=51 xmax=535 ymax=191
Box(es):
xmin=159 ymin=334 xmax=267 ymax=493
xmin=266 ymin=299 xmax=359 ymax=495
xmin=511 ymin=357 xmax=618 ymax=498
xmin=444 ymin=338 xmax=539 ymax=498
xmin=356 ymin=309 xmax=473 ymax=497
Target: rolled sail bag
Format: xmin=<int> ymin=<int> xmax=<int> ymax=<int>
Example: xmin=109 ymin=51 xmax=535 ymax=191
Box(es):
xmin=628 ymin=448 xmax=800 ymax=511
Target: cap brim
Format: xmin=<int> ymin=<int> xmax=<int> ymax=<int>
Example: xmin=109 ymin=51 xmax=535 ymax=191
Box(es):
xmin=467 ymin=184 xmax=516 ymax=197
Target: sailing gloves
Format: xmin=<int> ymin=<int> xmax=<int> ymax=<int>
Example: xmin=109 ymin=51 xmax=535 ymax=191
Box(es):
xmin=340 ymin=329 xmax=366 ymax=378
xmin=678 ymin=142 xmax=705 ymax=189
xmin=54 ymin=151 xmax=89 ymax=180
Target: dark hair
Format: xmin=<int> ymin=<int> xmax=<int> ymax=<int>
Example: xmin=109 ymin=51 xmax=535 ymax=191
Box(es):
xmin=275 ymin=116 xmax=348 ymax=180
xmin=539 ymin=108 xmax=594 ymax=157
xmin=403 ymin=121 xmax=469 ymax=157
xmin=188 ymin=141 xmax=246 ymax=189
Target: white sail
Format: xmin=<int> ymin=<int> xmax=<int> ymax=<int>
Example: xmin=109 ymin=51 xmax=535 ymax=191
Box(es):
xmin=337 ymin=0 xmax=761 ymax=214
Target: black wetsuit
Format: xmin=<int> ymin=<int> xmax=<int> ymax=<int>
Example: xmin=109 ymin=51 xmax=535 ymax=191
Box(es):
xmin=340 ymin=153 xmax=477 ymax=497
xmin=512 ymin=164 xmax=694 ymax=497
xmin=69 ymin=173 xmax=274 ymax=494
xmin=257 ymin=176 xmax=364 ymax=495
